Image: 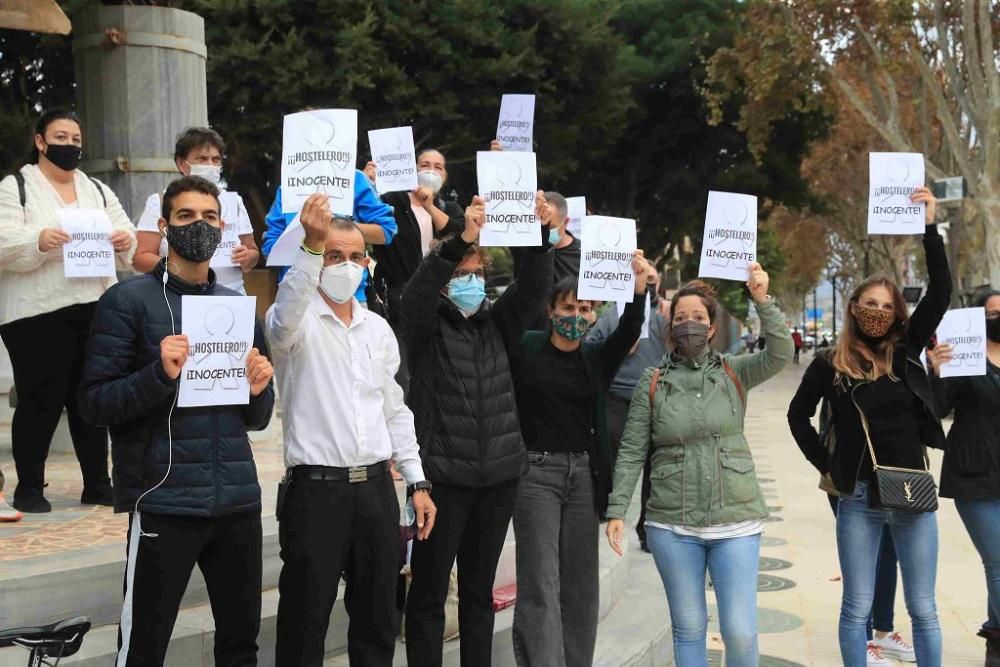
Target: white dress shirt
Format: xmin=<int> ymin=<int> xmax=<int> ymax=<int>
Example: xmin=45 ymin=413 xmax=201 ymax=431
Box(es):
xmin=265 ymin=249 xmax=426 ymax=485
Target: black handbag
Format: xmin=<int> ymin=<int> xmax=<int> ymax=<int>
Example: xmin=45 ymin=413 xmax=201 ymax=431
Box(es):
xmin=853 ymin=400 xmax=938 ymax=513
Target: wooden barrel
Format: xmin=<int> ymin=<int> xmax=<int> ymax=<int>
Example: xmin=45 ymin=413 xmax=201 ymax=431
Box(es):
xmin=72 ymin=5 xmax=208 ymax=218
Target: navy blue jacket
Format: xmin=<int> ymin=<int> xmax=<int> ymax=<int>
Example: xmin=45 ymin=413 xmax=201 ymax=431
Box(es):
xmin=80 ymin=260 xmax=275 ymax=516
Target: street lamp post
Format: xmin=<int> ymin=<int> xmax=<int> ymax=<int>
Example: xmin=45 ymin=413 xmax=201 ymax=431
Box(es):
xmin=831 ymin=273 xmax=837 ymax=341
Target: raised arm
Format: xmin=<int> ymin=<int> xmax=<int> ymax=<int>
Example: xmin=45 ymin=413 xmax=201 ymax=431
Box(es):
xmin=725 ymin=263 xmax=792 ymax=390
xmin=594 ymin=253 xmax=655 ymax=384
xmin=265 ymin=194 xmax=330 ymax=351
xmin=906 ymin=188 xmax=951 ymax=347
xmin=353 ymin=170 xmax=397 ymax=245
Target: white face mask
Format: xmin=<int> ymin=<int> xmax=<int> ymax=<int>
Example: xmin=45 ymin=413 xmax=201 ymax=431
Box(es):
xmin=188 ymin=163 xmax=222 ymax=185
xmin=319 ymin=261 xmax=364 ymax=304
xmin=417 ymin=169 xmax=443 ymax=194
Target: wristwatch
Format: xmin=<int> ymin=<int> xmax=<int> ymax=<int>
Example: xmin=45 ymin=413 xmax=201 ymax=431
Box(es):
xmin=408 ymin=481 xmax=433 ymax=495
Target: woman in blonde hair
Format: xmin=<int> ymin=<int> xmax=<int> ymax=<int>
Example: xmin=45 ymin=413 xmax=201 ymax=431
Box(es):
xmin=788 ymin=187 xmax=948 ymax=667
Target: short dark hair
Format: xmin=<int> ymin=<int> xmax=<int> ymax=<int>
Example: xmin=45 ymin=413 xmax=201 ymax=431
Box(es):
xmin=174 ymin=127 xmax=226 ymax=161
xmin=31 ymin=109 xmax=82 ymax=163
xmin=329 ymin=216 xmax=366 ymax=246
xmin=548 ymin=275 xmax=594 ymax=309
xmin=416 ymin=148 xmax=446 ymax=164
xmin=161 ymin=176 xmax=221 ymax=221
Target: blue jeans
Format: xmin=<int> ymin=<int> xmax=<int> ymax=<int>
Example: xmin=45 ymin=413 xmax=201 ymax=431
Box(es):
xmin=646 ymin=525 xmax=760 ymax=666
xmin=829 ymin=493 xmax=898 ymax=638
xmin=837 ymin=482 xmax=941 ymax=666
xmin=955 ymin=499 xmax=1000 ymax=632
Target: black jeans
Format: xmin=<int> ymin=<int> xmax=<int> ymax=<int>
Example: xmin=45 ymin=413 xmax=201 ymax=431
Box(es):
xmin=406 ymin=480 xmax=518 ymax=667
xmin=276 ymin=467 xmax=402 ymax=667
xmin=607 ymin=394 xmax=652 ymax=541
xmin=512 ymin=452 xmax=598 ymax=666
xmin=0 ymin=303 xmax=109 ymax=497
xmin=116 ymin=510 xmax=263 ymax=666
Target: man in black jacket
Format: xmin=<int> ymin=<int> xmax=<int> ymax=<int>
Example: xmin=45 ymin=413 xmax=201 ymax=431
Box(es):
xmin=402 ymin=193 xmax=554 ymax=666
xmin=80 ymin=176 xmax=275 ymax=666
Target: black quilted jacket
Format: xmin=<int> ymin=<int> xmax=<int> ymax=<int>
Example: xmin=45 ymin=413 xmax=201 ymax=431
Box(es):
xmin=80 ymin=260 xmax=274 ymax=516
xmin=401 ymin=233 xmax=554 ymax=488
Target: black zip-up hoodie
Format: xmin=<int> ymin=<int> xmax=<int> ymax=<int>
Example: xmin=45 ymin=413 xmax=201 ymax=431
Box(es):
xmin=787 ymin=225 xmax=950 ymax=495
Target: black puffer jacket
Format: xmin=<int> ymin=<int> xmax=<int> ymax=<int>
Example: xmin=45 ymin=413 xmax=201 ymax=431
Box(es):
xmin=787 ymin=226 xmax=950 ymax=495
xmin=932 ymin=362 xmax=1000 ymax=500
xmin=401 ymin=233 xmax=554 ymax=487
xmin=80 ymin=260 xmax=274 ymax=516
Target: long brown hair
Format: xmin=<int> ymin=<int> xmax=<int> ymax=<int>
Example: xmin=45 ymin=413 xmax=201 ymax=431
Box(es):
xmin=832 ymin=274 xmax=908 ymax=381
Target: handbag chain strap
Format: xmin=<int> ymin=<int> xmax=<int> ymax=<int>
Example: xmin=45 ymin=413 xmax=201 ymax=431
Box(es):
xmin=851 ymin=395 xmax=930 ymax=474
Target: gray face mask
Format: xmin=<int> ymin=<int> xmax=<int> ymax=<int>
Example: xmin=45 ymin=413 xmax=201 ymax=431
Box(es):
xmin=670 ymin=320 xmax=710 ymax=358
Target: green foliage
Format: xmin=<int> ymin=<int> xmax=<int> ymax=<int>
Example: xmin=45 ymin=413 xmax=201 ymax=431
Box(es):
xmin=0 ymin=0 xmax=833 ymax=323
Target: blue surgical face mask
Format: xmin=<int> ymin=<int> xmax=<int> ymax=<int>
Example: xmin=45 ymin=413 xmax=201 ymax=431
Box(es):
xmin=548 ymin=227 xmax=561 ymax=245
xmin=447 ymin=274 xmax=486 ymax=316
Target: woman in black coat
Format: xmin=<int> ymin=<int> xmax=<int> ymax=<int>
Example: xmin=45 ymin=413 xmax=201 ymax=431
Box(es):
xmin=926 ymin=289 xmax=1000 ymax=664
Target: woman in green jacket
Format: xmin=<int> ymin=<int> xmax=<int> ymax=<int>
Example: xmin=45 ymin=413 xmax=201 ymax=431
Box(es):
xmin=606 ymin=264 xmax=792 ymax=666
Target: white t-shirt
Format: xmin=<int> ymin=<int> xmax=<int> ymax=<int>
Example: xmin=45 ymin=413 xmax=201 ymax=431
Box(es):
xmin=409 ymin=194 xmax=433 ymax=257
xmin=136 ymin=190 xmax=253 ymax=294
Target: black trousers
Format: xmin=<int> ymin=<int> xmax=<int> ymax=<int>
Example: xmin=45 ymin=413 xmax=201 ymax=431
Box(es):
xmin=116 ymin=510 xmax=263 ymax=666
xmin=607 ymin=394 xmax=653 ymax=540
xmin=275 ymin=468 xmax=401 ymax=667
xmin=0 ymin=302 xmax=109 ymax=496
xmin=406 ymin=480 xmax=518 ymax=667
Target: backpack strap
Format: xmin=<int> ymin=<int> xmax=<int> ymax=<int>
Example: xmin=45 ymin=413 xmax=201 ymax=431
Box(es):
xmin=88 ymin=176 xmax=107 ymax=208
xmin=13 ymin=172 xmax=26 ymax=208
xmin=722 ymin=359 xmax=746 ymax=408
xmin=648 ymin=367 xmax=661 ymax=405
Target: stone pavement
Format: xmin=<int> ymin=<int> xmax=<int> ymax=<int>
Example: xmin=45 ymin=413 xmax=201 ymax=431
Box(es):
xmin=0 ymin=357 xmax=992 ymax=665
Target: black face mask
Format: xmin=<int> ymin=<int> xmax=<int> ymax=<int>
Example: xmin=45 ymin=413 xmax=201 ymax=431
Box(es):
xmin=987 ymin=317 xmax=1000 ymax=344
xmin=43 ymin=143 xmax=83 ymax=172
xmin=165 ymin=220 xmax=221 ymax=263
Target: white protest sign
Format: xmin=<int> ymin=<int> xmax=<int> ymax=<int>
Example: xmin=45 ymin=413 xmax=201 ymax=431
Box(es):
xmin=58 ymin=209 xmax=116 ymax=278
xmin=566 ymin=196 xmax=586 ymax=237
xmin=211 ymin=194 xmax=242 ymax=268
xmin=578 ymin=216 xmax=637 ymax=302
xmin=936 ymin=307 xmax=987 ymax=378
xmin=496 ymin=94 xmax=535 ymax=152
xmin=179 ymin=295 xmax=257 ymax=408
xmin=265 ymin=214 xmax=303 ymax=267
xmin=477 ymin=151 xmax=539 ymax=247
xmin=281 ymin=109 xmax=357 ymax=216
xmin=368 ymin=126 xmax=418 ymax=194
xmin=616 ymin=290 xmax=652 ymax=339
xmin=868 ymin=152 xmax=925 ymax=235
xmin=697 ymin=191 xmax=758 ymax=282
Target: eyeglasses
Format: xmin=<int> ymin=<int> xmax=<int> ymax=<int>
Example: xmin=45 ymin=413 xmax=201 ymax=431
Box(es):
xmin=453 ymin=268 xmax=485 ymax=280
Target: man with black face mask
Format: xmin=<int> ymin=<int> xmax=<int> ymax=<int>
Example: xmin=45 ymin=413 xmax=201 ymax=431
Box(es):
xmin=80 ymin=175 xmax=276 ymax=666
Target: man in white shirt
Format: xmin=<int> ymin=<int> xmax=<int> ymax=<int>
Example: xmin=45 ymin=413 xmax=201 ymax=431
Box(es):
xmin=266 ymin=193 xmax=436 ymax=667
xmin=132 ymin=127 xmax=259 ymax=293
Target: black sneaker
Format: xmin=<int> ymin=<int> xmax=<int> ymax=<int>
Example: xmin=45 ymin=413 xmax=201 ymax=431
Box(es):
xmin=81 ymin=483 xmax=114 ymax=506
xmin=12 ymin=493 xmax=51 ymax=513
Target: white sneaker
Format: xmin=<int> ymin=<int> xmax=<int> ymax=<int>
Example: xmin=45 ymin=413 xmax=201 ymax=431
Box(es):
xmin=866 ymin=643 xmax=893 ymax=666
xmin=871 ymin=632 xmax=917 ymax=662
xmin=0 ymin=494 xmax=22 ymax=522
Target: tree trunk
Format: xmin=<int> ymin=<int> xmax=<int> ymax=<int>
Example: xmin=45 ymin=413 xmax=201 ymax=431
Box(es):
xmin=977 ymin=188 xmax=1000 ymax=287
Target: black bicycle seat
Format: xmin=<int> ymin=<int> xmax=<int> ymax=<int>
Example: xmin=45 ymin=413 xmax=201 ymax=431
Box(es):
xmin=0 ymin=616 xmax=91 ymax=657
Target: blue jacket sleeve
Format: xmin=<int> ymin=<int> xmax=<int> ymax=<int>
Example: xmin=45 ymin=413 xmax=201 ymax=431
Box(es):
xmin=80 ymin=285 xmax=178 ymax=426
xmin=353 ymin=171 xmax=397 ymax=245
xmin=262 ymin=187 xmax=289 ymax=257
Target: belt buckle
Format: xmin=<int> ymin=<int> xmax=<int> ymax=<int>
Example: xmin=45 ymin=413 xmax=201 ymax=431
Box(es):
xmin=348 ymin=466 xmax=368 ymax=483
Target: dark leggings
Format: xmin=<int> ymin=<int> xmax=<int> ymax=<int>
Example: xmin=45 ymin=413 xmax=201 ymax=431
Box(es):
xmin=0 ymin=303 xmax=109 ymax=497
xmin=829 ymin=493 xmax=898 ymax=638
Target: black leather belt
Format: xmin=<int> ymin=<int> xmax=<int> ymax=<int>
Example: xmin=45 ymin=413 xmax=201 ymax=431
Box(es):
xmin=286 ymin=461 xmax=390 ymax=483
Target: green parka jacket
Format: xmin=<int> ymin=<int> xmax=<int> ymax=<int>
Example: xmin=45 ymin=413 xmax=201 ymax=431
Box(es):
xmin=606 ymin=299 xmax=793 ymax=527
